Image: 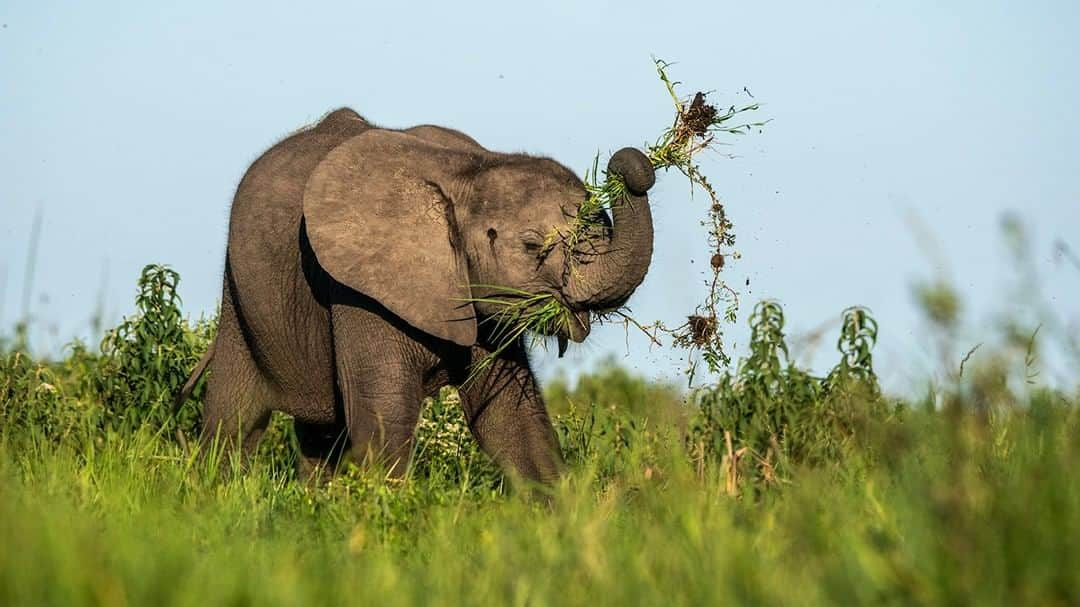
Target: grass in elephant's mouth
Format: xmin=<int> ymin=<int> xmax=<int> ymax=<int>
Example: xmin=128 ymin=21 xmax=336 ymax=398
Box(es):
xmin=461 ymin=285 xmax=572 ymax=384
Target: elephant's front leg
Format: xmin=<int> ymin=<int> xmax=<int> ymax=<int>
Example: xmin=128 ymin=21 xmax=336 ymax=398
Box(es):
xmin=460 ymin=343 xmax=564 ymax=484
xmin=331 ymin=304 xmax=425 ymax=477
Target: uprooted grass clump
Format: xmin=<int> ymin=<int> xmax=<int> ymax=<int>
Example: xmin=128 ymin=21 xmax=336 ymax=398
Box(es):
xmin=2 ymin=264 xmax=1079 ymax=606
xmin=471 ymin=58 xmax=766 ymax=381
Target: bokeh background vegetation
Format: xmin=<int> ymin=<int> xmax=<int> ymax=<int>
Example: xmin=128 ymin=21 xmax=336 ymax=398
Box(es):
xmin=2 ymin=242 xmax=1078 ymax=605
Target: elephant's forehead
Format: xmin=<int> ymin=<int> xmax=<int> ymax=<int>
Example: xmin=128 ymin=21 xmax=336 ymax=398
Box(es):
xmin=484 ymin=171 xmax=582 ymax=219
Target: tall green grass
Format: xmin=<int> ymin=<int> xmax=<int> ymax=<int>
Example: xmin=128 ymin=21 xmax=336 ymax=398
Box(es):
xmin=1 ymin=265 xmax=1078 ymax=606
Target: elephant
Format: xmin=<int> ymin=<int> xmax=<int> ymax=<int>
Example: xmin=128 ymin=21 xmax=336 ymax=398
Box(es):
xmin=176 ymin=107 xmax=656 ymax=484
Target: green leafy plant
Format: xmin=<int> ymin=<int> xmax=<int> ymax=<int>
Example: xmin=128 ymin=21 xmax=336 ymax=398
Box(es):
xmin=689 ymin=301 xmax=890 ymax=492
xmin=95 ymin=264 xmax=214 ymax=440
xmin=0 ymin=349 xmax=88 ymax=442
xmin=410 ymin=387 xmax=503 ymax=493
xmin=826 ymin=306 xmax=880 ymax=391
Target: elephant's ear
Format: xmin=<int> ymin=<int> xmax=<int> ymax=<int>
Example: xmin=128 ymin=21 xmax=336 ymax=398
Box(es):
xmin=303 ymin=130 xmax=477 ymax=346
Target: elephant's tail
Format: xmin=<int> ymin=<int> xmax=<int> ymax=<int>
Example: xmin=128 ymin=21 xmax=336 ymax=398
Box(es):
xmin=174 ymin=340 xmax=215 ymax=411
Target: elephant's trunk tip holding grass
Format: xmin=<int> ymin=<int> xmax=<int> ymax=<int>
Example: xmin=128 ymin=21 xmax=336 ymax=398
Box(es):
xmin=177 ymin=107 xmax=656 ymax=485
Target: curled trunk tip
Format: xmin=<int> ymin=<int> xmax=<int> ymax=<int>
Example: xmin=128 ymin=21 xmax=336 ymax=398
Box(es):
xmin=608 ymin=148 xmax=655 ymax=196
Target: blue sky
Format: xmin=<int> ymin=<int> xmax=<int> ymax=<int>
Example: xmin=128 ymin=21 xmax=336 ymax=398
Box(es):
xmin=2 ymin=1 xmax=1078 ymax=392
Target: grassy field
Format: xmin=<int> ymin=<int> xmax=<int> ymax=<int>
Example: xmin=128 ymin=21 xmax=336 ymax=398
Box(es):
xmin=2 ymin=266 xmax=1078 ymax=606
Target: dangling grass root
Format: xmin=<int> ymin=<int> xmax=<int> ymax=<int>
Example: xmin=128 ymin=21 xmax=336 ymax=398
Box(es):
xmin=469 ymin=58 xmax=767 ymax=384
xmin=631 ymin=58 xmax=768 ymax=381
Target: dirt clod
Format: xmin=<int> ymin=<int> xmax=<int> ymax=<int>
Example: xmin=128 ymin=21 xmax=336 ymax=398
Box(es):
xmin=681 ymin=92 xmax=718 ymax=137
xmin=710 ymin=254 xmax=725 ymax=270
xmin=687 ymin=315 xmax=717 ymax=346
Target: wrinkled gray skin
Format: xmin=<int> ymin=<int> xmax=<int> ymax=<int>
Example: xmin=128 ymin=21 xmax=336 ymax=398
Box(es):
xmin=182 ymin=108 xmax=655 ymax=484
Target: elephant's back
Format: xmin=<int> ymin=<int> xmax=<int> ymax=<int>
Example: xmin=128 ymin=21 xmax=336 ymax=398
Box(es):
xmin=231 ymin=108 xmax=370 ymax=229
xmin=225 ymin=108 xmax=370 ymax=418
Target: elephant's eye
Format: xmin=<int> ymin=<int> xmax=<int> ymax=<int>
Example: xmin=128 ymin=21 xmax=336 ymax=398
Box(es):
xmin=521 ymin=230 xmax=547 ymax=255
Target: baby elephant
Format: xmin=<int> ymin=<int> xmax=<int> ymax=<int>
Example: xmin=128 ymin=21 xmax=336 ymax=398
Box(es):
xmin=177 ymin=108 xmax=656 ymax=483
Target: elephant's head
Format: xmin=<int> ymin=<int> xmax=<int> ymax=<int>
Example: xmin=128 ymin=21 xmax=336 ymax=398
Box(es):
xmin=302 ymin=127 xmax=655 ymax=353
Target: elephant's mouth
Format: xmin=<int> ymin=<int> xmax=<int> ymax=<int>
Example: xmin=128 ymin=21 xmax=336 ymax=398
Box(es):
xmin=474 ymin=288 xmax=591 ymax=357
xmin=556 ymin=309 xmax=590 ymax=358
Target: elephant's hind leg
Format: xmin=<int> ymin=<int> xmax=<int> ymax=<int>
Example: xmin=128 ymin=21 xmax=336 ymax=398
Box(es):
xmin=293 ymin=421 xmax=350 ymax=481
xmin=201 ymin=279 xmax=275 ymax=461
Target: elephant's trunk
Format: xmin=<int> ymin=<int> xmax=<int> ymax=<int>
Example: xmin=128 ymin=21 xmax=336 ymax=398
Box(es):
xmin=563 ymin=148 xmax=655 ymax=310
